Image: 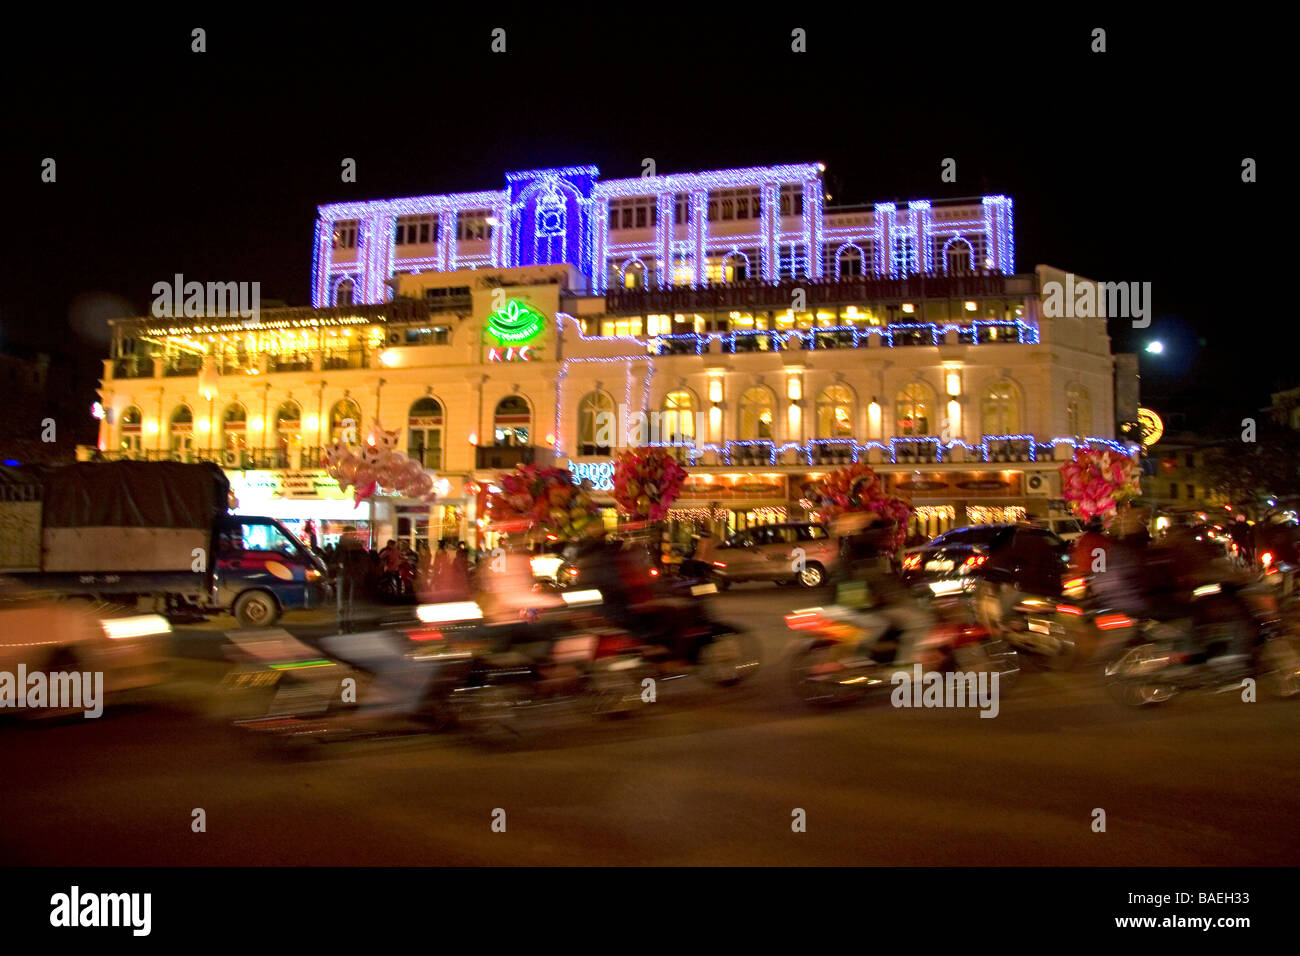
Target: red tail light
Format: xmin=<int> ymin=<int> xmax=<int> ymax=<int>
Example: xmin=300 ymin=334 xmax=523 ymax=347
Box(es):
xmin=1055 ymin=604 xmax=1083 ymax=616
xmin=1095 ymin=613 xmax=1133 ymax=630
xmin=712 ymin=561 xmax=726 ymax=568
xmin=960 ymin=554 xmax=988 ymax=575
xmin=951 ymin=624 xmax=989 ymax=648
xmin=595 ymin=633 xmax=640 ymax=657
xmin=902 ymin=554 xmax=922 ymax=572
xmin=409 ymin=628 xmax=444 ymax=642
xmin=786 ymin=611 xmax=828 ymax=631
xmin=1261 ymin=551 xmax=1274 ymax=569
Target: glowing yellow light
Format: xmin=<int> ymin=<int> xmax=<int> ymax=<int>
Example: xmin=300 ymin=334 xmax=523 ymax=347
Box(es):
xmin=1138 ymin=408 xmax=1164 ymax=446
xmin=964 ymin=301 xmax=978 ymax=312
xmin=901 ymin=303 xmax=915 ymax=314
xmin=787 ymin=376 xmax=802 ymax=401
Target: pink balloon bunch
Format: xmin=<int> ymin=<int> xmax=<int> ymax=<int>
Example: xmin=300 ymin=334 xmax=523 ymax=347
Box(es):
xmin=1059 ymin=447 xmax=1141 ymax=521
xmin=323 ymin=418 xmax=439 ymax=507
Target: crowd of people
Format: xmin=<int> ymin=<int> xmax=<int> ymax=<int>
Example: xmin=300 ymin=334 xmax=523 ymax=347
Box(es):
xmin=322 ymin=534 xmax=474 ymax=604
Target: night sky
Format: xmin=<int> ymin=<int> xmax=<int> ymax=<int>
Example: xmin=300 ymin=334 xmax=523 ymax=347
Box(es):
xmin=4 ymin=12 xmax=1273 ymax=437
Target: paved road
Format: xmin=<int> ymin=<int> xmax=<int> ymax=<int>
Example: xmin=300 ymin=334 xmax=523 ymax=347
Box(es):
xmin=3 ymin=585 xmax=1298 ymax=866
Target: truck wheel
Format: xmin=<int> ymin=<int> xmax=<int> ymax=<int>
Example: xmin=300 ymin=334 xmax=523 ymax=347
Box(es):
xmin=233 ymin=590 xmax=280 ymax=628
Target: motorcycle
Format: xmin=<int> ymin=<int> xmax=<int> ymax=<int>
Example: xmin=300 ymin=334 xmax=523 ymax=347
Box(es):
xmin=625 ymin=582 xmax=762 ymax=687
xmin=215 ymin=624 xmax=467 ymax=753
xmin=786 ymin=589 xmax=1019 ymax=707
xmin=444 ymin=591 xmax=649 ymax=737
xmin=1104 ymin=581 xmax=1300 ymax=706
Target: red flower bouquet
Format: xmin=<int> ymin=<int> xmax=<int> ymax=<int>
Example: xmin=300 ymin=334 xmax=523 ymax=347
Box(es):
xmin=806 ymin=462 xmax=913 ymax=551
xmin=612 ymin=447 xmax=687 ymax=522
xmin=485 ymin=463 xmax=602 ymax=540
xmin=1059 ymin=447 xmax=1141 ymax=522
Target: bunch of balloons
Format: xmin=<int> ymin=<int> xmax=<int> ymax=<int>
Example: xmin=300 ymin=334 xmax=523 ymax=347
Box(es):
xmin=323 ymin=419 xmax=439 ymax=506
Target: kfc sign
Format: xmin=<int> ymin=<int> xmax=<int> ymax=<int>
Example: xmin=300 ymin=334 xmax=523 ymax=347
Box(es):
xmin=488 ymin=345 xmax=535 ymax=362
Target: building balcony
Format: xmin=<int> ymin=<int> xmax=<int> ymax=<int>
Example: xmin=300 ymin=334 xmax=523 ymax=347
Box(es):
xmin=602 ymin=272 xmax=1012 ymax=315
xmin=162 ymin=357 xmax=202 ymax=377
xmin=476 ymin=445 xmax=536 ymax=470
xmin=112 ymin=357 xmax=154 ymax=379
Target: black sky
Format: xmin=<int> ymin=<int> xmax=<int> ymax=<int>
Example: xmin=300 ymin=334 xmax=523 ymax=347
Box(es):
xmin=3 ymin=11 xmax=1276 ymax=432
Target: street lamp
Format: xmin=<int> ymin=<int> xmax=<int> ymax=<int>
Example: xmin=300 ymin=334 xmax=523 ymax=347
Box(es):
xmin=1145 ymin=340 xmax=1164 ymax=355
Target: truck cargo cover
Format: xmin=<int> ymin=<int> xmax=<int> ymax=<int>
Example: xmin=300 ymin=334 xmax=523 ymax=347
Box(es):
xmin=3 ymin=462 xmax=230 ymax=529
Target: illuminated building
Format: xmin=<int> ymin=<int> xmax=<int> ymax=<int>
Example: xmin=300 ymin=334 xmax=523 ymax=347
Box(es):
xmin=98 ymin=162 xmax=1129 ymax=547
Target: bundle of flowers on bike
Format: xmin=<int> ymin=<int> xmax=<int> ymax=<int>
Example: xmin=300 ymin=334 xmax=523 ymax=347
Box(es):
xmin=485 ymin=463 xmax=602 ymax=540
xmin=806 ymin=461 xmax=912 ymax=551
xmin=612 ymin=447 xmax=687 ymax=521
xmin=1059 ymin=446 xmax=1141 ymax=522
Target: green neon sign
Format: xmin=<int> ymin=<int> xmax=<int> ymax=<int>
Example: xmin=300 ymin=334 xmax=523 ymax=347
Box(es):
xmin=487 ymin=299 xmax=546 ymax=343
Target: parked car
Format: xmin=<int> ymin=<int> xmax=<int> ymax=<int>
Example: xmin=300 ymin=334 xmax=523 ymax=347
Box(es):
xmin=899 ymin=523 xmax=1070 ymax=600
xmin=710 ymin=523 xmax=839 ymax=588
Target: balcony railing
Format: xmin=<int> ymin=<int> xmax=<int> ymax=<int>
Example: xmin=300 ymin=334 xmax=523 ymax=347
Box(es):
xmin=602 ymin=272 xmax=1011 ymax=315
xmin=162 ymin=357 xmax=202 ymax=377
xmin=102 ymin=446 xmax=332 ymax=469
xmin=269 ymin=356 xmax=314 ymax=373
xmin=112 ymin=357 xmax=153 ymax=379
xmin=476 ymin=445 xmax=536 ymax=470
xmin=321 ymin=349 xmax=369 ymax=370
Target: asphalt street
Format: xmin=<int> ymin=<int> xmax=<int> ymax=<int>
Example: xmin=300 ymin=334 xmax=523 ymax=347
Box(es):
xmin=3 ymin=585 xmax=1298 ymax=866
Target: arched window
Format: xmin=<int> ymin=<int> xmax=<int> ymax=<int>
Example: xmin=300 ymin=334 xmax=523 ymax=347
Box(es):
xmin=895 ymin=382 xmax=935 ymax=436
xmin=1065 ymin=383 xmax=1092 ymax=435
xmin=981 ymin=380 xmax=1022 ymax=435
xmin=222 ymin=403 xmax=247 ymax=463
xmin=723 ymin=251 xmax=749 ymax=282
xmin=661 ymin=390 xmax=695 ymax=443
xmin=493 ymin=396 xmax=530 ymax=447
xmin=328 ymin=399 xmax=359 ymax=443
xmin=408 ymin=397 xmax=443 ymax=468
xmin=943 ymin=238 xmax=974 ymax=276
xmin=816 ymin=385 xmax=854 ymax=439
xmin=578 ymin=391 xmax=615 ymax=456
xmin=739 ymin=387 xmax=775 ymax=440
xmin=119 ymin=405 xmax=143 ymax=456
xmin=277 ymin=400 xmax=304 ymax=465
xmin=622 ymin=260 xmax=645 ymax=290
xmin=836 ymin=244 xmax=864 ymax=279
xmin=169 ymin=405 xmax=194 ymax=459
xmin=335 ymin=279 xmax=354 ymax=307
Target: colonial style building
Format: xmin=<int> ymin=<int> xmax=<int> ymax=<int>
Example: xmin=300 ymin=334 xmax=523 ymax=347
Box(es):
xmin=98 ymin=162 xmax=1127 ymax=549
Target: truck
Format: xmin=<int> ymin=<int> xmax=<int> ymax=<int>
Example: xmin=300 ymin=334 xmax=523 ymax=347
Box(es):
xmin=0 ymin=461 xmax=329 ymax=627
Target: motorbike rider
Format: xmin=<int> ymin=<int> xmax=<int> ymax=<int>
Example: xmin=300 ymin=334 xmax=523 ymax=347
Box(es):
xmin=1160 ymin=524 xmax=1256 ymax=675
xmin=476 ymin=542 xmax=562 ymax=657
